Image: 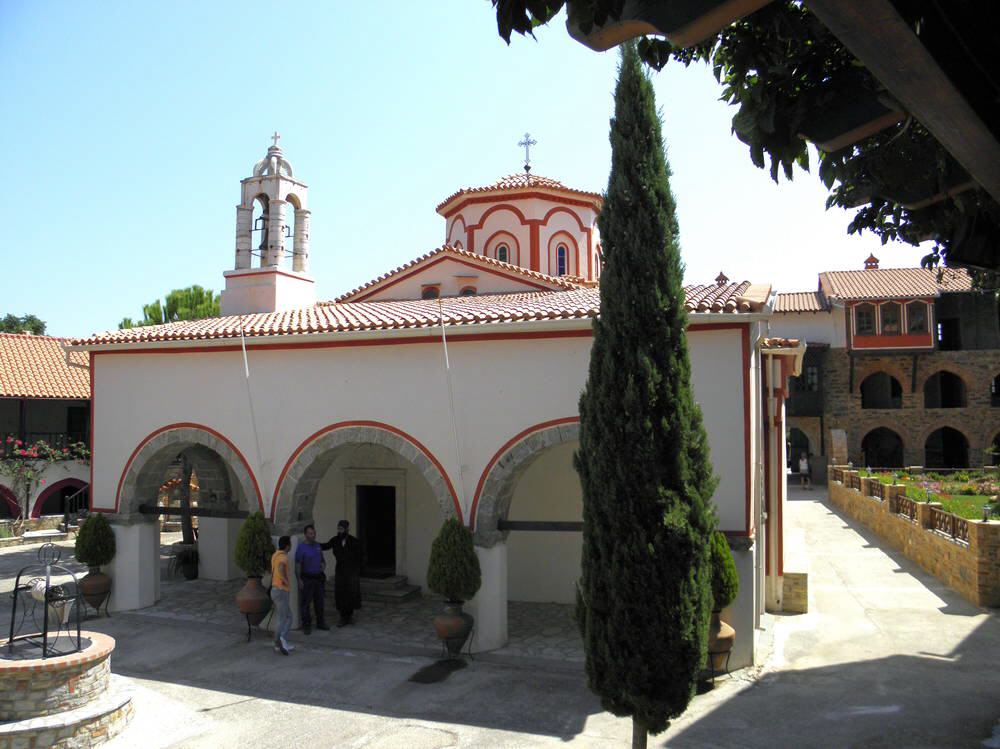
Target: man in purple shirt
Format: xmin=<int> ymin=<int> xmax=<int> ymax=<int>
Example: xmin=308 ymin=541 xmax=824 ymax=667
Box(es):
xmin=294 ymin=525 xmax=329 ymax=633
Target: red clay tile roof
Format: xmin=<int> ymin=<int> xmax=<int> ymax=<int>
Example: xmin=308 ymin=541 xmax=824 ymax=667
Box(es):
xmin=760 ymin=337 xmax=802 ymax=349
xmin=436 ymin=173 xmax=603 ymax=214
xmin=69 ymin=281 xmax=766 ymax=347
xmin=774 ymin=291 xmax=829 ymax=313
xmin=0 ymin=334 xmax=89 ymax=399
xmin=336 ymin=245 xmax=584 ymax=302
xmin=819 ymin=266 xmax=973 ymax=301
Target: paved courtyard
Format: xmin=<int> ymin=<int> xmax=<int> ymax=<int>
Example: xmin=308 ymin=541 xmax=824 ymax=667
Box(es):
xmin=2 ymin=487 xmax=999 ymax=747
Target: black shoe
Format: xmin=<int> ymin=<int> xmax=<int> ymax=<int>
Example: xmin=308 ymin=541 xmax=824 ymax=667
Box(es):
xmin=274 ymin=642 xmax=289 ymax=656
xmin=316 ymin=624 xmax=331 ymax=631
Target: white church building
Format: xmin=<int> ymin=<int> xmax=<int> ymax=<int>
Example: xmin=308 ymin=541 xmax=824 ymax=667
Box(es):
xmin=67 ymin=140 xmax=802 ymax=668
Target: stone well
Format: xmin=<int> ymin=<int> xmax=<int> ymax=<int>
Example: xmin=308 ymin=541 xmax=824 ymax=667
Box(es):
xmin=0 ymin=631 xmax=132 ymax=748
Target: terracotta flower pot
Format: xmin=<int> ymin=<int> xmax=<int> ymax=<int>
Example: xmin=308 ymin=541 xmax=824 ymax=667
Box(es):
xmin=433 ymin=601 xmax=474 ymax=658
xmin=235 ymin=576 xmax=271 ymax=625
xmin=80 ymin=568 xmax=111 ymax=610
xmin=707 ymin=610 xmax=736 ymax=670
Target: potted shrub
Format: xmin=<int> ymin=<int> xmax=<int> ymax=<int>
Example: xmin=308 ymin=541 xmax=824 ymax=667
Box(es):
xmin=74 ymin=513 xmax=116 ymax=611
xmin=234 ymin=511 xmax=274 ymax=625
xmin=707 ymin=530 xmax=739 ymax=671
xmin=426 ymin=518 xmax=481 ymax=657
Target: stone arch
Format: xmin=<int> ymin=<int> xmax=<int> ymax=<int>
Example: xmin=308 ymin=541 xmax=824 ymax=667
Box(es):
xmin=471 ymin=417 xmax=580 ymax=547
xmin=855 ymin=360 xmax=910 ymax=393
xmin=32 ymin=478 xmax=88 ymax=518
xmin=0 ymin=484 xmax=19 ymax=519
xmin=116 ymin=424 xmax=262 ymax=517
xmin=861 ymin=427 xmax=905 ymax=468
xmin=923 ymin=370 xmax=967 ymax=408
xmin=921 ymin=424 xmax=971 ymax=468
xmin=859 ymin=371 xmax=903 ymax=409
xmin=270 ymin=421 xmax=459 ymax=532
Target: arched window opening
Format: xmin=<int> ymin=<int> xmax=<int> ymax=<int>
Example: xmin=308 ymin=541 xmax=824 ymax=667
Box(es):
xmin=907 ymin=301 xmax=928 ymax=334
xmin=862 ymin=428 xmax=904 ymax=468
xmin=496 ymin=244 xmax=510 ymax=264
xmin=421 ymin=286 xmax=440 ymax=300
xmin=459 ymin=286 xmax=476 ymax=297
xmin=786 ymin=428 xmax=810 ymax=471
xmin=855 ymin=303 xmax=876 ymax=335
xmin=925 ymin=427 xmax=969 ymax=469
xmin=991 ymin=375 xmax=1000 ymax=407
xmin=880 ymin=303 xmax=901 ymax=335
xmin=250 ymin=194 xmax=269 ymax=268
xmin=557 ymin=244 xmax=568 ymax=276
xmin=924 ymin=371 xmax=966 ymax=408
xmin=991 ymin=433 xmax=1000 ymax=466
xmin=860 ymin=372 xmax=902 ymax=409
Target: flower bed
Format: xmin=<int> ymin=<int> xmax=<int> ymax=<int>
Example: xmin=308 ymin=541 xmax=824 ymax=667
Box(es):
xmin=858 ymin=469 xmax=998 ymax=520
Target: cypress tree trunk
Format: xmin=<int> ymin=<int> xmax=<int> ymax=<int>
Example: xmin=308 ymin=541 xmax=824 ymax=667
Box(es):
xmin=575 ymin=42 xmax=718 ymax=741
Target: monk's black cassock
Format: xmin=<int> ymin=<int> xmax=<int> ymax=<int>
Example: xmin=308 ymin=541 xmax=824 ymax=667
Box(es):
xmin=323 ymin=533 xmax=363 ymax=621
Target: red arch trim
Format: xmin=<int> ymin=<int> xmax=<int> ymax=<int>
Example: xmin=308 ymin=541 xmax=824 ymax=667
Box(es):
xmin=467 ymin=203 xmax=529 ymax=231
xmin=483 ymin=230 xmax=521 ymax=266
xmin=270 ymin=420 xmax=462 ymax=523
xmin=0 ymin=484 xmax=20 ymax=518
xmin=32 ymin=478 xmax=88 ymax=518
xmin=469 ymin=416 xmax=580 ymax=531
xmin=541 ymin=205 xmax=588 ymax=232
xmin=111 ymin=423 xmax=264 ymax=515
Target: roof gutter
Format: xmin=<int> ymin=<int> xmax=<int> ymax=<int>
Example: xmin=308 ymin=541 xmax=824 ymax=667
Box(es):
xmin=63 ymin=310 xmax=771 ymax=354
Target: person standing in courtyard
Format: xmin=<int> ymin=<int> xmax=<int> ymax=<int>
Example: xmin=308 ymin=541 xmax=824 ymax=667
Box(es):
xmin=270 ymin=535 xmax=294 ymax=655
xmin=322 ymin=520 xmax=363 ymax=627
xmin=799 ymin=453 xmax=812 ymax=490
xmin=295 ymin=524 xmax=329 ymax=633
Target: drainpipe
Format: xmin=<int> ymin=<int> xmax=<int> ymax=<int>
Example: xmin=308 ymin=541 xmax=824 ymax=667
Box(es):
xmin=766 ymin=355 xmax=781 ymax=611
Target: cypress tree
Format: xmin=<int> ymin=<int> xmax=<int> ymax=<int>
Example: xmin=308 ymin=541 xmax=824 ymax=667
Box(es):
xmin=575 ymin=42 xmax=718 ymax=748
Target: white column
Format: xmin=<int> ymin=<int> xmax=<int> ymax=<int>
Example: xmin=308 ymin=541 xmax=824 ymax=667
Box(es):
xmin=265 ymin=199 xmax=287 ymax=267
xmin=235 ymin=205 xmax=253 ymax=269
xmin=198 ymin=518 xmax=242 ymax=581
xmin=467 ymin=542 xmax=507 ymax=652
xmin=108 ymin=520 xmax=159 ymax=612
xmin=293 ymin=209 xmax=310 ymax=273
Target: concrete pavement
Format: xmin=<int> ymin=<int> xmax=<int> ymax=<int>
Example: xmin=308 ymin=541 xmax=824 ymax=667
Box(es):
xmin=5 ymin=485 xmax=999 ymax=747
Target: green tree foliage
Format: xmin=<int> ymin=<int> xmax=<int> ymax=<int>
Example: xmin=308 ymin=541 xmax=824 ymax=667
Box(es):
xmin=709 ymin=531 xmax=739 ymax=611
xmin=75 ymin=513 xmax=117 ymax=568
xmin=234 ymin=512 xmax=275 ymax=577
xmin=490 ymin=1 xmax=1000 ymax=276
xmin=1 ymin=314 xmax=46 ymax=335
xmin=119 ymin=286 xmax=220 ymax=329
xmin=575 ymin=43 xmax=717 ymax=745
xmin=426 ymin=518 xmax=481 ymax=602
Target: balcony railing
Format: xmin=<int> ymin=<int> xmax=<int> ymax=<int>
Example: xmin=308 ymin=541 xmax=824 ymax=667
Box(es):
xmin=930 ymin=506 xmax=970 ymax=543
xmin=0 ymin=432 xmax=88 ymax=458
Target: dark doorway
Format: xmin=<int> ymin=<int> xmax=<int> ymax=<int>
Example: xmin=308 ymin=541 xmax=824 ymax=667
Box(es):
xmin=357 ymin=485 xmax=395 ymax=577
xmin=787 ymin=428 xmax=810 ymax=471
xmin=860 ymin=372 xmax=902 ymax=409
xmin=861 ymin=428 xmax=904 ymax=468
xmin=925 ymin=427 xmax=969 ymax=469
xmin=924 ymin=371 xmax=966 ymax=408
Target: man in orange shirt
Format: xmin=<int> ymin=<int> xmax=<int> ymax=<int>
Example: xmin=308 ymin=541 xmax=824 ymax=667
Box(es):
xmin=271 ymin=536 xmax=293 ymax=655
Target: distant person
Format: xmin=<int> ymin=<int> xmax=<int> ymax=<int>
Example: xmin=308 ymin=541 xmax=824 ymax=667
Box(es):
xmin=270 ymin=535 xmax=293 ymax=655
xmin=799 ymin=453 xmax=812 ymax=490
xmin=294 ymin=524 xmax=329 ymax=633
xmin=322 ymin=520 xmax=363 ymax=627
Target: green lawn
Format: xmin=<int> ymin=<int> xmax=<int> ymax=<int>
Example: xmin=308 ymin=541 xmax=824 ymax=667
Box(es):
xmin=856 ymin=469 xmax=996 ymax=520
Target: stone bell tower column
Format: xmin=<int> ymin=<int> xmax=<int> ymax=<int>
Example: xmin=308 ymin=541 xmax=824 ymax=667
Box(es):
xmin=220 ymin=133 xmax=317 ymax=316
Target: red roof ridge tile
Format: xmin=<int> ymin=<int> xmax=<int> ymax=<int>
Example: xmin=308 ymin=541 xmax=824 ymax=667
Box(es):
xmin=435 ymin=173 xmax=603 ymax=214
xmin=332 ymin=245 xmax=583 ymax=303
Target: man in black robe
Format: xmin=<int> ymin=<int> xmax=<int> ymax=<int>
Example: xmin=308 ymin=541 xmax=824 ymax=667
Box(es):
xmin=321 ymin=520 xmax=363 ymax=627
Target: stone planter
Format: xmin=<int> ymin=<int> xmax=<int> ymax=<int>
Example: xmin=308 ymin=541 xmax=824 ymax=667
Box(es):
xmin=80 ymin=568 xmax=112 ymax=611
xmin=433 ymin=601 xmax=474 ymax=658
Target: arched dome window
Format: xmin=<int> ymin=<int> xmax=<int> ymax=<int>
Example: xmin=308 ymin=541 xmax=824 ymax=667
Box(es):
xmin=496 ymin=244 xmax=510 ymax=264
xmin=459 ymin=286 xmax=477 ymax=297
xmin=557 ymin=244 xmax=568 ymax=276
xmin=421 ymin=286 xmax=440 ymax=300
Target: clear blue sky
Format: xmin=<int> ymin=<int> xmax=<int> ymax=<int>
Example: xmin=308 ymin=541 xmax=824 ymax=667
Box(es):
xmin=0 ymin=1 xmax=929 ymax=338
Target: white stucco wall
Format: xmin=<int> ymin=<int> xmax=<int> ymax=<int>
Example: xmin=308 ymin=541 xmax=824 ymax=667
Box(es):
xmin=507 ymin=441 xmax=582 ymax=603
xmin=770 ymin=308 xmax=846 ymax=348
xmin=0 ymin=459 xmax=89 ymax=518
xmin=356 ymin=257 xmax=556 ymax=301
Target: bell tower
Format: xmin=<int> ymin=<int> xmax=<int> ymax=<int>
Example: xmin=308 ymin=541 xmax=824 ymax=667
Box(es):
xmin=220 ymin=134 xmax=316 ymax=316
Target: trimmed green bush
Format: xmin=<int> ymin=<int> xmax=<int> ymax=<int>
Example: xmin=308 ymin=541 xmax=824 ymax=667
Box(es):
xmin=427 ymin=518 xmax=481 ymax=602
xmin=234 ymin=511 xmax=274 ymax=577
xmin=75 ymin=513 xmax=116 ymax=568
xmin=709 ymin=531 xmax=740 ymax=611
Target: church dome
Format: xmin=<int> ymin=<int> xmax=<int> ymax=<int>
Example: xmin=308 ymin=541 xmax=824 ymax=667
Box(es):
xmin=436 ymin=173 xmax=602 ymax=216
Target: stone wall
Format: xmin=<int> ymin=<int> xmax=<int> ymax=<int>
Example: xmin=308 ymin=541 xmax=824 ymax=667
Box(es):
xmin=828 ymin=470 xmax=1000 ymax=607
xmin=822 ymin=349 xmax=1000 ymax=466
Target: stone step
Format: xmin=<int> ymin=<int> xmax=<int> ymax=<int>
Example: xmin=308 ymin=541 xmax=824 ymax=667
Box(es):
xmin=364 ymin=584 xmax=421 ymax=603
xmin=360 ymin=574 xmax=410 ymax=591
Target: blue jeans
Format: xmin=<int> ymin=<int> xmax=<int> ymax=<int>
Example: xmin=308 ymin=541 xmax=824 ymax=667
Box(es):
xmin=271 ymin=587 xmax=291 ymax=643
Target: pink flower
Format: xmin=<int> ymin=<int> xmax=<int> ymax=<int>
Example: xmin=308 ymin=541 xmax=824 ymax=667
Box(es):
xmin=39 ymin=479 xmax=45 ymax=486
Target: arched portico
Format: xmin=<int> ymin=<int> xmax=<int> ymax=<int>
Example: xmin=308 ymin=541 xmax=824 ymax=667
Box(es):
xmin=32 ymin=477 xmax=88 ymax=518
xmin=108 ymin=423 xmax=262 ymax=612
xmin=469 ymin=417 xmax=581 ymax=652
